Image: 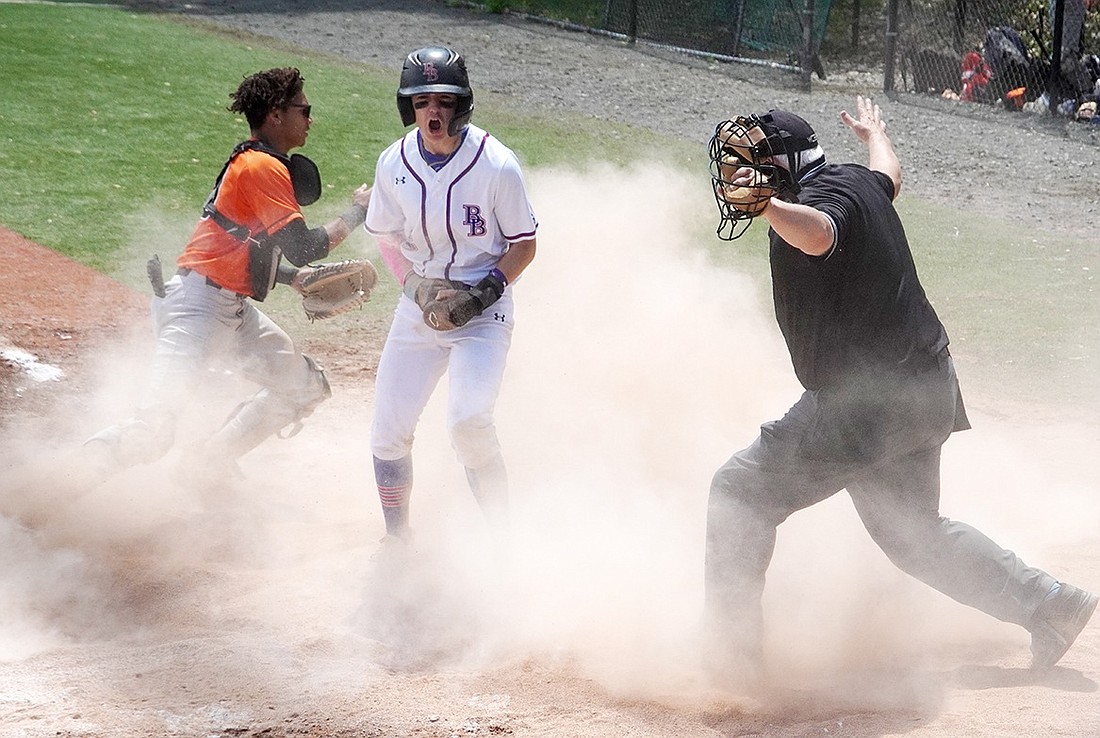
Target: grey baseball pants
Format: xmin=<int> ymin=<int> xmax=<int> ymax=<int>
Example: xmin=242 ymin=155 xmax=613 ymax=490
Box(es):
xmin=705 ymin=353 xmax=1056 ymax=654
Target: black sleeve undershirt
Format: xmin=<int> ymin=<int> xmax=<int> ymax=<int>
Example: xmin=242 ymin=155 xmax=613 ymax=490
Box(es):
xmin=269 ymin=218 xmax=331 ymax=266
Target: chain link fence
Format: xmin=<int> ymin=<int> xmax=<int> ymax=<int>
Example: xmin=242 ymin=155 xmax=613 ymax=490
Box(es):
xmin=482 ymin=0 xmax=835 ymax=87
xmin=603 ymin=0 xmax=831 ymax=67
xmin=471 ymin=0 xmax=1098 ymax=125
xmin=886 ymin=0 xmax=1099 ymax=118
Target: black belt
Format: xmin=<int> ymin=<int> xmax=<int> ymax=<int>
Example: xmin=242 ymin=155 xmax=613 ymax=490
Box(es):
xmin=177 ymin=267 xmax=235 ymax=293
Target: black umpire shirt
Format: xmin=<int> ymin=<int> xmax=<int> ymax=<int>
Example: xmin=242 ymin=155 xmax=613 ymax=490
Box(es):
xmin=768 ymin=163 xmax=950 ymax=393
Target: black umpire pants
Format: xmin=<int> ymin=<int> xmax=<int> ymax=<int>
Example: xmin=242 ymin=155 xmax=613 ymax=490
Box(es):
xmin=705 ymin=353 xmax=1056 ymax=656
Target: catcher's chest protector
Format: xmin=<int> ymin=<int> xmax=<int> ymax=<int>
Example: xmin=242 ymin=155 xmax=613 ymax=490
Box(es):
xmin=200 ymin=140 xmax=322 ymax=301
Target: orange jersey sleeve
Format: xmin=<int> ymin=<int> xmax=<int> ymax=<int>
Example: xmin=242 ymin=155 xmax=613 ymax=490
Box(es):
xmin=178 ymin=147 xmax=305 ymax=296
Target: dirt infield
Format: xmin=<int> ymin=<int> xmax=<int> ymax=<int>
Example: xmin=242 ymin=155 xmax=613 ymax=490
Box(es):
xmin=0 ymin=227 xmax=149 ymax=425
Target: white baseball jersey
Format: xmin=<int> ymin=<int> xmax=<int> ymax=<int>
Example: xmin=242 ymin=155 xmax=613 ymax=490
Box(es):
xmin=365 ymin=123 xmax=538 ymax=284
xmin=366 ymin=123 xmax=537 ymax=471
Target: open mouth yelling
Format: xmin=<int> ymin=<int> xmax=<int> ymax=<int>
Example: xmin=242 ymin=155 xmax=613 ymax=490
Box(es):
xmin=428 ymin=118 xmax=443 ymax=134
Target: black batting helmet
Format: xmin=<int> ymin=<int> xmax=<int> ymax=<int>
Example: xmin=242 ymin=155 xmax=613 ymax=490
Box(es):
xmin=397 ymin=46 xmax=474 ymax=135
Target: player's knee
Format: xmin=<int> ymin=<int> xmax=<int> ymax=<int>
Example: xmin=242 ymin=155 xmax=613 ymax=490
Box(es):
xmin=448 ymin=413 xmax=499 ymax=469
xmin=708 ymin=462 xmax=790 ymax=534
xmin=710 ymin=463 xmax=750 ymax=504
xmin=371 ymin=427 xmax=415 ymax=461
xmin=710 ymin=451 xmax=778 ymax=507
xmin=272 ymin=354 xmax=332 ymax=439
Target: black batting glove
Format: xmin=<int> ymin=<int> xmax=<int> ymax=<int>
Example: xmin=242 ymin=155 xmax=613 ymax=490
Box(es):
xmin=447 ymin=269 xmax=507 ymax=328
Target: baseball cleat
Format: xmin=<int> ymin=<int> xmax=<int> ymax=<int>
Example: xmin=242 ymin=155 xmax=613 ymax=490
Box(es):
xmin=1029 ymin=582 xmax=1098 ymax=672
xmin=368 ymin=531 xmax=414 ymax=570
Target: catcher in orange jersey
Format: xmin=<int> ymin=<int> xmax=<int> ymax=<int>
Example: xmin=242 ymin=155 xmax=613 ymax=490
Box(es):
xmin=84 ymin=67 xmax=372 ymax=489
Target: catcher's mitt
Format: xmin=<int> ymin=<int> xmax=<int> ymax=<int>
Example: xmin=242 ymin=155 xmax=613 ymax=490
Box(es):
xmin=299 ymin=259 xmax=378 ymax=321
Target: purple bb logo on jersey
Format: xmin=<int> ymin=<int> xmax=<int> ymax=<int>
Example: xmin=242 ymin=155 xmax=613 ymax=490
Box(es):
xmin=463 ymin=204 xmax=487 ymax=237
xmin=423 ymin=62 xmax=439 ymax=82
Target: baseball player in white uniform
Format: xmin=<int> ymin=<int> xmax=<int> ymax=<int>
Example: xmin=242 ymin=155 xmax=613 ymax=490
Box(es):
xmin=365 ymin=46 xmax=538 ymax=546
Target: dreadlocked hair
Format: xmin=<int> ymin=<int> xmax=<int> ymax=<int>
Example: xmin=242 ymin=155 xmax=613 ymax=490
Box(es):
xmin=228 ymin=67 xmax=305 ymax=130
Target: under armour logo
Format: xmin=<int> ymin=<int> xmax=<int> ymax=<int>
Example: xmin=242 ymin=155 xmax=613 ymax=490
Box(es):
xmin=423 ymin=62 xmax=439 ymax=82
xmin=493 ymin=312 xmax=506 ymax=323
xmin=463 ymin=204 xmax=487 ymax=237
xmin=395 ymin=176 xmax=406 ymax=185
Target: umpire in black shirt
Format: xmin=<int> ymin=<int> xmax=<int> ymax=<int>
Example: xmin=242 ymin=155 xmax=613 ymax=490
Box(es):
xmin=704 ymin=95 xmax=1096 ymax=685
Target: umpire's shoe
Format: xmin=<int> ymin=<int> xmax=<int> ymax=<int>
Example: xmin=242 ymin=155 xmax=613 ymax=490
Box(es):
xmin=1029 ymin=582 xmax=1098 ymax=671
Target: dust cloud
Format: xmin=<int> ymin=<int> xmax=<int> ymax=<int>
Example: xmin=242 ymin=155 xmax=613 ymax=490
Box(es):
xmin=1 ymin=162 xmax=1096 ymax=717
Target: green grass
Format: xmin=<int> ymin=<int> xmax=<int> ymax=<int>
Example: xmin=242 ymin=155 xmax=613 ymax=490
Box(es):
xmin=0 ymin=2 xmax=1095 ymax=418
xmin=0 ymin=3 xmax=663 ymax=275
xmin=899 ymin=197 xmax=1099 ymax=415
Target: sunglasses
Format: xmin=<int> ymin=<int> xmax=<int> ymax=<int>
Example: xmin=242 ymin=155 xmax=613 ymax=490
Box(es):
xmin=287 ymin=103 xmax=312 ymax=118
